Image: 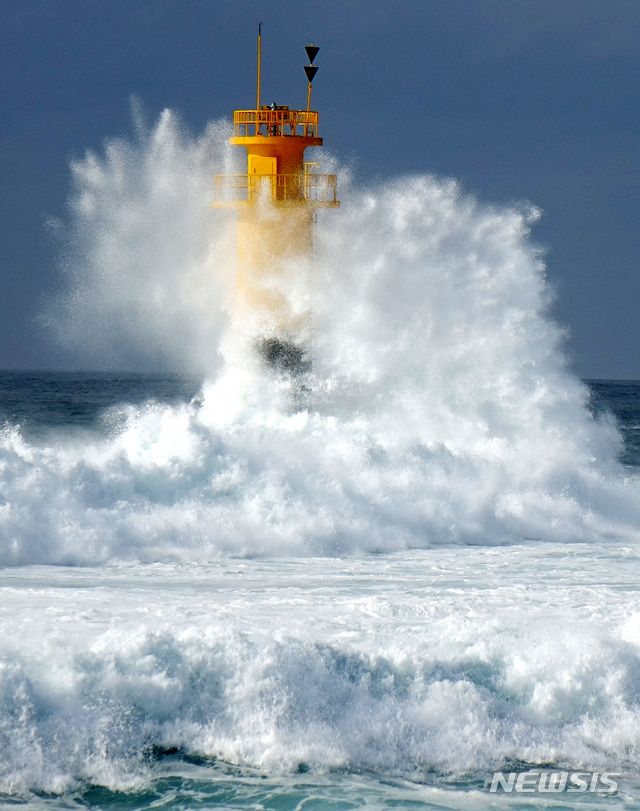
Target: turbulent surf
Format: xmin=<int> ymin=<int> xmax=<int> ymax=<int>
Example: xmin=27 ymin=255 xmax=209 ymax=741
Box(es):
xmin=1 ymin=111 xmax=640 ymax=807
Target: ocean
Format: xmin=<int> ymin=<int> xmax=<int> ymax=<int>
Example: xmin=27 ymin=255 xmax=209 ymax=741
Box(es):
xmin=3 ymin=112 xmax=640 ymax=808
xmin=0 ymin=374 xmax=639 ymax=810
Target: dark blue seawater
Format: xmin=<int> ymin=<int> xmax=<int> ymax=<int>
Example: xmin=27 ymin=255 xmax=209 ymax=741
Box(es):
xmin=587 ymin=380 xmax=640 ymax=469
xmin=1 ymin=373 xmax=638 ymax=468
xmin=0 ymin=371 xmax=201 ymax=440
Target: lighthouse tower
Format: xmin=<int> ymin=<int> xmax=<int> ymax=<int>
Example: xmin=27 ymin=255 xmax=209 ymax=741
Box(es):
xmin=212 ymin=29 xmax=339 ymax=373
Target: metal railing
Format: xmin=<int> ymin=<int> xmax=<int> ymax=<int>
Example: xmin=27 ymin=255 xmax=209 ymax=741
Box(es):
xmin=214 ymin=173 xmax=338 ymax=204
xmin=233 ymin=108 xmax=319 ymax=138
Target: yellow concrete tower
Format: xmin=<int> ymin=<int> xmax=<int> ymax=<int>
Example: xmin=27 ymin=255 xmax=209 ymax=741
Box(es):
xmin=212 ymin=27 xmax=339 ymax=372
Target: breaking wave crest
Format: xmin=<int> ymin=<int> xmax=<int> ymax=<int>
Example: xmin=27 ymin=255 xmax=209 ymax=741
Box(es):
xmin=2 ymin=553 xmax=640 ymax=794
xmin=2 ymin=111 xmax=638 ymax=564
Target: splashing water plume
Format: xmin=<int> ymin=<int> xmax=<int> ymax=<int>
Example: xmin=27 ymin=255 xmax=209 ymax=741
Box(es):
xmin=4 ymin=107 xmax=640 ymax=806
xmin=45 ymin=107 xmax=236 ymax=375
xmin=3 ymin=109 xmax=638 ymax=567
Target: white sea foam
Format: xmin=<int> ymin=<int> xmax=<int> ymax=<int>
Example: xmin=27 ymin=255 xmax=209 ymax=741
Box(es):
xmin=0 ymin=368 xmax=637 ymax=567
xmin=1 ymin=550 xmax=640 ymax=795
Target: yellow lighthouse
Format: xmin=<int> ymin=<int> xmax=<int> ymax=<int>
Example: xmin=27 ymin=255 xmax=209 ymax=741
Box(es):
xmin=212 ymin=28 xmax=339 ymax=373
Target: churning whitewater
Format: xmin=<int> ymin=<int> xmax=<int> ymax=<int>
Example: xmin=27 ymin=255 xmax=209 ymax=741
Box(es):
xmin=2 ymin=109 xmax=640 ymax=806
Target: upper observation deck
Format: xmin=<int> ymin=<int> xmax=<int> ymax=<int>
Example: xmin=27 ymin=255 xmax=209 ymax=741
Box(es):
xmin=230 ymin=106 xmax=321 ymax=144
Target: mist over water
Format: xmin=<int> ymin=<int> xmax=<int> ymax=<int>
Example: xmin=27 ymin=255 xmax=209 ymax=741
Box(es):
xmin=3 ymin=109 xmax=637 ymax=566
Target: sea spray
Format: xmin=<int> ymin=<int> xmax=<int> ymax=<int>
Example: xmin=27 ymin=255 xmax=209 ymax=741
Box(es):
xmin=44 ymin=109 xmax=238 ymax=375
xmin=0 ymin=113 xmax=633 ymax=565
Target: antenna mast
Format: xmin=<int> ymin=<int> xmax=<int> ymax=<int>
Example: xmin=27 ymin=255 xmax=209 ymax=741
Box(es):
xmin=256 ymin=23 xmax=263 ymax=112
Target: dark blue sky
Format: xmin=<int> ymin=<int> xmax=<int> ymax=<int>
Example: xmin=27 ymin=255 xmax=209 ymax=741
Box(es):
xmin=1 ymin=0 xmax=639 ymax=377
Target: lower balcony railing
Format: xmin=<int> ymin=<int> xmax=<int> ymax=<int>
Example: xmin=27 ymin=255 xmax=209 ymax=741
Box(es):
xmin=213 ymin=173 xmax=339 ymax=205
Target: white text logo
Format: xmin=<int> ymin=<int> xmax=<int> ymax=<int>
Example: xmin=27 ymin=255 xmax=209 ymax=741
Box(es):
xmin=488 ymin=771 xmax=619 ymax=793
